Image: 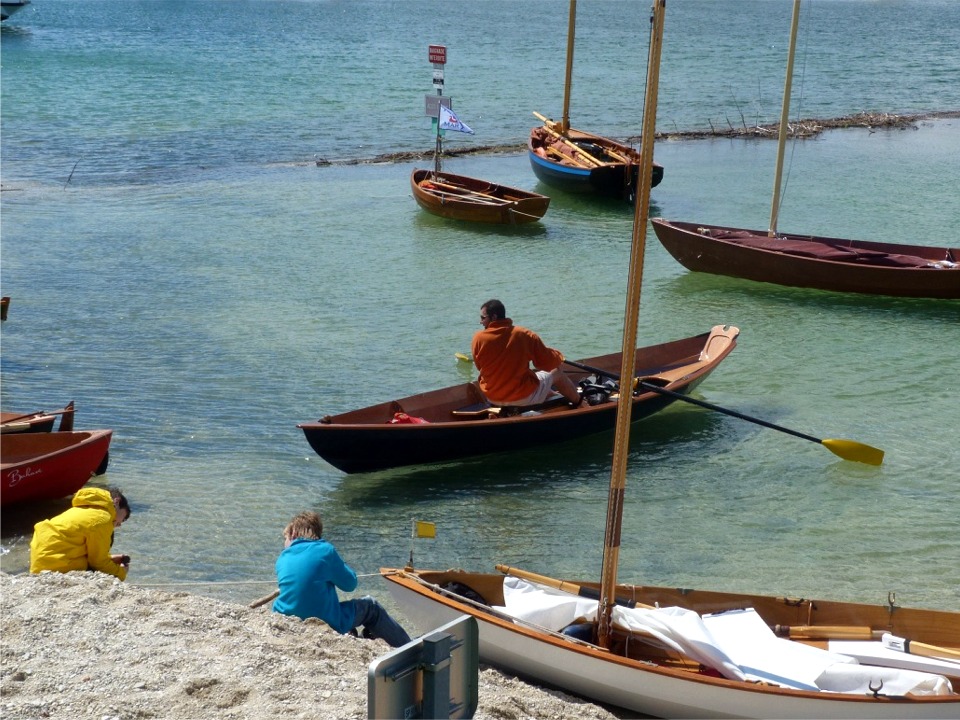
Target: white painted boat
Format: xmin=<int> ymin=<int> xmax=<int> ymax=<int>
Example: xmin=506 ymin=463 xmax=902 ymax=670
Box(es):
xmin=382 ymin=567 xmax=960 ymax=719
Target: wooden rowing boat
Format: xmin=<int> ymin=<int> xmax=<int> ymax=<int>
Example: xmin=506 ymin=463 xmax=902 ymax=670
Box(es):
xmin=413 ymin=59 xmax=548 ymax=225
xmin=1 ymin=429 xmax=112 ymax=507
xmin=651 ymin=219 xmax=960 ymax=299
xmin=382 ymin=566 xmax=960 ymax=718
xmin=298 ymin=324 xmax=739 ymax=474
xmin=411 ymin=169 xmax=550 ymax=225
xmin=527 ymin=0 xmax=662 ymax=202
xmin=528 ymin=122 xmax=663 ymax=202
xmin=0 ymin=401 xmax=76 ymax=435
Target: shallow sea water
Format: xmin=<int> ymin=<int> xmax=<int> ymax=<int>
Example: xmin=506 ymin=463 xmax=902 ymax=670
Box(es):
xmin=2 ymin=1 xmax=958 ymax=615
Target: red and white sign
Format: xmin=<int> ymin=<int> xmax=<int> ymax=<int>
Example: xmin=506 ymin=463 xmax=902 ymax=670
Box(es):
xmin=428 ymin=45 xmax=447 ymax=65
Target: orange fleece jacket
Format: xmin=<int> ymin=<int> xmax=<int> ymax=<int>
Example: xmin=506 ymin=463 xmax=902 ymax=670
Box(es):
xmin=472 ymin=318 xmax=563 ymax=403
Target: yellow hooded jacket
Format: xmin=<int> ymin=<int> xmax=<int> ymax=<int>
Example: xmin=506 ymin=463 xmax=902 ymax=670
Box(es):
xmin=29 ymin=487 xmax=127 ymax=581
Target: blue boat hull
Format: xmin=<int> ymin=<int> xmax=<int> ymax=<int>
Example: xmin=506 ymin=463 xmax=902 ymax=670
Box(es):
xmin=528 ymin=125 xmax=663 ymax=202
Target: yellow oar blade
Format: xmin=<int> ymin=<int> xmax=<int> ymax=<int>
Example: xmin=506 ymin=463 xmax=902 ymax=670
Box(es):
xmin=822 ymin=438 xmax=884 ymax=466
xmin=455 ymin=352 xmax=472 ymax=363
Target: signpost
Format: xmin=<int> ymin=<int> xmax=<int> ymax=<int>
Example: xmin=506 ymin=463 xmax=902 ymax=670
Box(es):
xmin=428 ymin=44 xmax=447 ymax=111
xmin=428 ymin=44 xmax=447 ymax=65
xmin=425 ymin=44 xmax=450 ymax=122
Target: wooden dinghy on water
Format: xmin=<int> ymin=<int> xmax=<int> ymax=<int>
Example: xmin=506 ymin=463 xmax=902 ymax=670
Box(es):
xmin=1 ymin=429 xmax=112 ymax=507
xmin=527 ymin=0 xmax=662 ymax=202
xmin=410 ymin=169 xmax=550 ymax=225
xmin=382 ymin=566 xmax=960 ymax=719
xmin=0 ymin=401 xmax=76 ymax=435
xmin=528 ymin=117 xmax=663 ymax=202
xmin=298 ymin=324 xmax=739 ymax=474
xmin=651 ymin=220 xmax=960 ymax=299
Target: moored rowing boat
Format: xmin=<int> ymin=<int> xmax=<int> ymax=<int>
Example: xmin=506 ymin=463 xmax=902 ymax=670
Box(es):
xmin=1 ymin=429 xmax=112 ymax=507
xmin=298 ymin=325 xmax=739 ymax=473
xmin=410 ymin=169 xmax=550 ymax=225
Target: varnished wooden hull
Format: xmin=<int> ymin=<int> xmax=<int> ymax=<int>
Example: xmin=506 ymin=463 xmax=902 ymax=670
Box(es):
xmin=411 ymin=169 xmax=550 ymax=224
xmin=652 ymin=219 xmax=960 ymax=299
xmin=384 ymin=566 xmax=960 ymax=719
xmin=298 ymin=325 xmax=738 ymax=473
xmin=1 ymin=429 xmax=112 ymax=506
xmin=528 ymin=126 xmax=663 ymax=202
xmin=1 ymin=402 xmax=76 ymax=434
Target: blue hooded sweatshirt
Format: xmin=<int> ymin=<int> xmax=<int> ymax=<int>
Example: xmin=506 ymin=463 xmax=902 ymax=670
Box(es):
xmin=272 ymin=537 xmax=358 ymax=633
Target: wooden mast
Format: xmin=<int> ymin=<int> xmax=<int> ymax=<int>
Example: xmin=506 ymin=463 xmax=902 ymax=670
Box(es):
xmin=768 ymin=0 xmax=802 ymax=237
xmin=560 ymin=0 xmax=576 ymax=133
xmin=597 ymin=0 xmax=666 ymax=649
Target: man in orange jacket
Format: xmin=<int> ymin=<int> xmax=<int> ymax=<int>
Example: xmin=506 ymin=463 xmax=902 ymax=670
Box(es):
xmin=29 ymin=487 xmax=132 ymax=580
xmin=472 ymin=299 xmax=581 ymax=407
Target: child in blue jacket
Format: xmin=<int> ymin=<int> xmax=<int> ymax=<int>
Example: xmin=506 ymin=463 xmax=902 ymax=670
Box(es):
xmin=273 ymin=511 xmax=411 ymax=648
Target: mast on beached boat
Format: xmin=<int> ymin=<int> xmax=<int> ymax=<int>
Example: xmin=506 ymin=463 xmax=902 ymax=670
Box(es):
xmin=596 ymin=0 xmax=666 ymax=649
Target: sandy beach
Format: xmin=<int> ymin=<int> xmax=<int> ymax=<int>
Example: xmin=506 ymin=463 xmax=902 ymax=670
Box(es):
xmin=1 ymin=571 xmax=624 ymax=720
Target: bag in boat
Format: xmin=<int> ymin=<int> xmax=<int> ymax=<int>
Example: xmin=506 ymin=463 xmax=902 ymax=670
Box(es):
xmin=578 ymin=375 xmax=618 ymax=406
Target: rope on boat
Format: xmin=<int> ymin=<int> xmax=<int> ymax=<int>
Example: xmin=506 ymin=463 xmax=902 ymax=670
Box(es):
xmin=132 ymin=572 xmax=382 ymax=589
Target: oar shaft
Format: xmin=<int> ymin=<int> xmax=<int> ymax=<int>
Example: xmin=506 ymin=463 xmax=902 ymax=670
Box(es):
xmin=883 ymin=633 xmax=960 ymax=662
xmin=562 ymin=359 xmax=819 ymax=443
xmin=562 ymin=358 xmax=882 ymax=465
xmin=638 ymin=380 xmax=820 ymax=444
xmin=774 ymin=624 xmax=879 ymax=641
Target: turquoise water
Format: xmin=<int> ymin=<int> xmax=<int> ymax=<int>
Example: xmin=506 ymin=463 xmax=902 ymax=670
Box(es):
xmin=2 ymin=1 xmax=958 ymax=616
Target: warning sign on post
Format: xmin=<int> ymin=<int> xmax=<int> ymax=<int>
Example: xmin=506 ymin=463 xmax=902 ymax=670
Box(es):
xmin=428 ymin=45 xmax=447 ymax=65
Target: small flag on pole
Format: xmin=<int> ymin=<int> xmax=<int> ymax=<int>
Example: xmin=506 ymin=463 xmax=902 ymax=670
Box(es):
xmin=438 ymin=104 xmax=474 ymax=134
xmin=414 ymin=520 xmax=437 ymax=539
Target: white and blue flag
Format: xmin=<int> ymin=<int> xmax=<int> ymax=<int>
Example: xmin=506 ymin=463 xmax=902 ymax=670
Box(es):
xmin=438 ymin=104 xmax=475 ymax=134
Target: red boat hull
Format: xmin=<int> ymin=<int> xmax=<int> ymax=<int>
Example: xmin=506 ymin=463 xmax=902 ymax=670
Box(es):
xmin=1 ymin=430 xmax=112 ymax=507
xmin=652 ymin=219 xmax=960 ymax=299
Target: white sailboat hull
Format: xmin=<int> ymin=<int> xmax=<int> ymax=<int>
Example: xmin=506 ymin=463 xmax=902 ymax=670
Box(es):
xmin=387 ymin=575 xmax=959 ymax=719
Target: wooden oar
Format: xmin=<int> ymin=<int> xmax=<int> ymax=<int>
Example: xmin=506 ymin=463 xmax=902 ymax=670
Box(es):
xmin=882 ymin=633 xmax=960 ymax=662
xmin=422 ymin=183 xmax=508 ymax=206
xmin=544 ymin=144 xmax=594 ymax=169
xmin=533 ymin=112 xmax=605 ymax=167
xmin=774 ymin=624 xmax=881 ymax=641
xmin=426 ymin=179 xmax=509 ymax=204
xmin=532 ymin=111 xmax=632 ymax=165
xmin=1 ymin=403 xmax=75 ymax=426
xmin=495 ymin=564 xmax=652 ymax=609
xmin=562 ymin=359 xmax=884 ymax=466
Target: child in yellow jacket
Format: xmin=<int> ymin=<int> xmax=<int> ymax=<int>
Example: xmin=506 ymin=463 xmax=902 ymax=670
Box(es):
xmin=30 ymin=487 xmax=131 ymax=580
